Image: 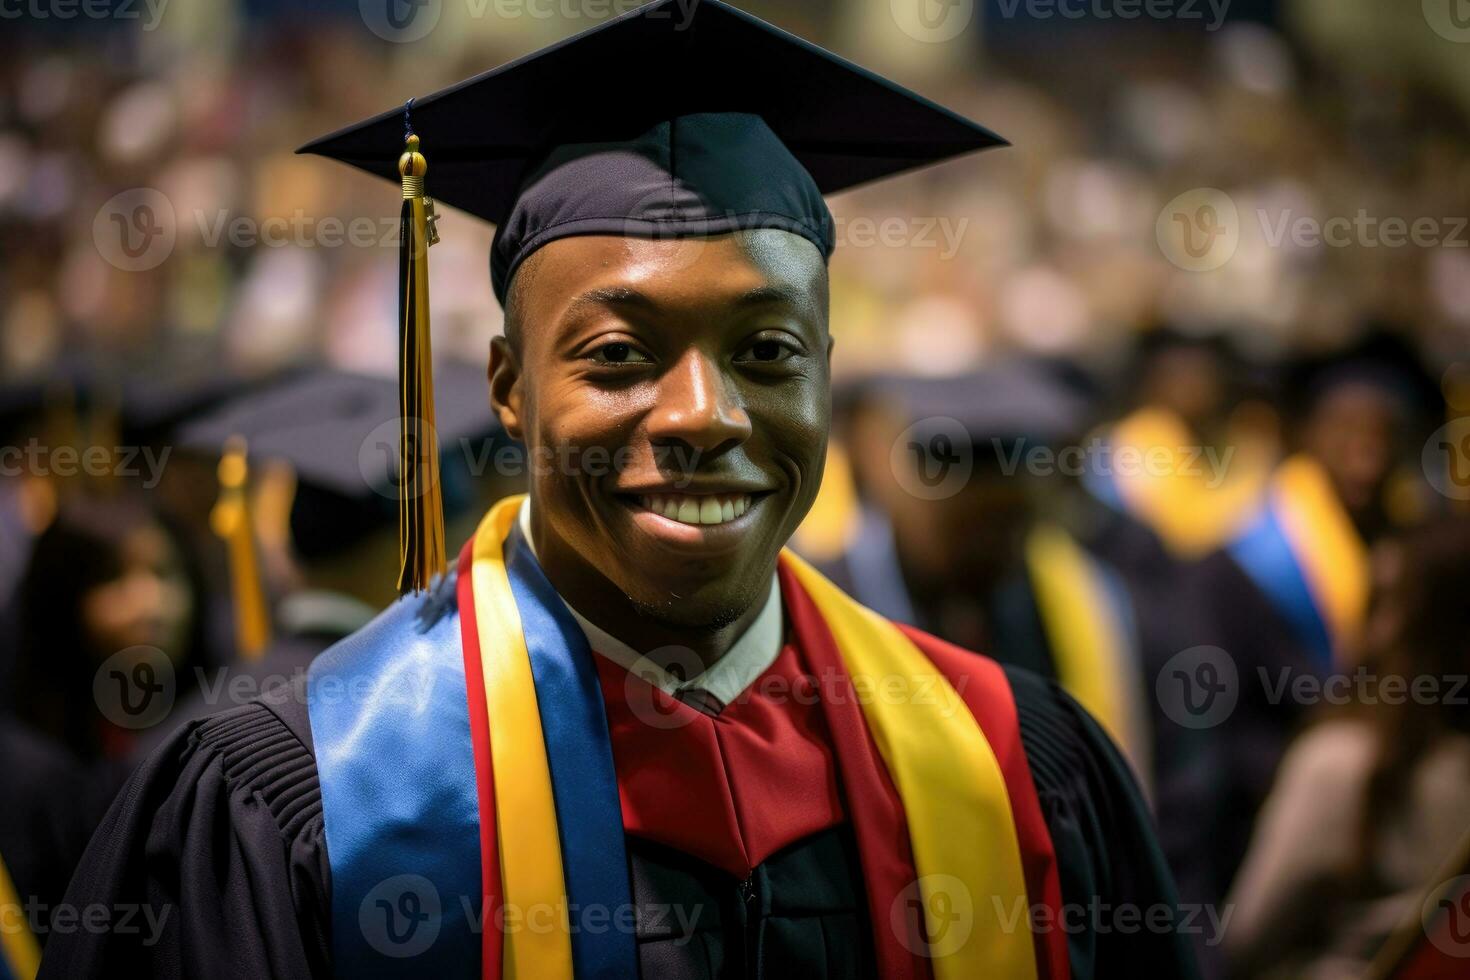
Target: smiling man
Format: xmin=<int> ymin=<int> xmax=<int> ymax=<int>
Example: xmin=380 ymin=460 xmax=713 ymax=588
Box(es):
xmin=41 ymin=3 xmax=1197 ymax=979
xmin=498 ymin=230 xmax=829 ymax=665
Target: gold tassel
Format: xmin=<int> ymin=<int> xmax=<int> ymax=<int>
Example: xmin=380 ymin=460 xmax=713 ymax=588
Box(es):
xmin=397 ymin=131 xmax=445 ymax=594
xmin=210 ymin=436 xmax=272 ymax=660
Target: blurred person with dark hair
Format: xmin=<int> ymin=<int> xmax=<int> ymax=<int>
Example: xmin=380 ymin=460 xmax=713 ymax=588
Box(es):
xmin=13 ymin=493 xmax=206 ymax=774
xmin=1 ymin=491 xmax=207 ymax=974
xmin=1224 ymin=515 xmax=1470 ymax=978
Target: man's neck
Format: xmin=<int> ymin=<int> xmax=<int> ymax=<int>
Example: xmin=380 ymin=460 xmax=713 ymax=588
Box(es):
xmin=519 ymin=499 xmax=769 ymax=675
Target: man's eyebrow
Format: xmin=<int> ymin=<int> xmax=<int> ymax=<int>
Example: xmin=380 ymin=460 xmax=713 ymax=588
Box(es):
xmin=563 ymin=285 xmax=657 ymax=320
xmin=563 ymin=283 xmax=809 ymax=319
xmin=732 ymin=285 xmax=804 ymax=308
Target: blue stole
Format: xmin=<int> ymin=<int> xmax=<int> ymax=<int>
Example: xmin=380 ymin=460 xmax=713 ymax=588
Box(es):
xmin=1227 ymin=503 xmax=1333 ymax=671
xmin=306 ymin=527 xmax=635 ymax=977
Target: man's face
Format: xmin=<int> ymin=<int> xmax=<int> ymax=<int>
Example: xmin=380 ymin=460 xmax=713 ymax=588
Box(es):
xmin=490 ymin=229 xmax=831 ymax=630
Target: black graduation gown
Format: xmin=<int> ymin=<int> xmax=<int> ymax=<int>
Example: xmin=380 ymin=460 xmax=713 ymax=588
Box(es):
xmin=1082 ymin=507 xmax=1313 ymax=979
xmin=39 ymin=668 xmax=1198 ymax=979
xmin=0 ymin=719 xmax=95 ymax=923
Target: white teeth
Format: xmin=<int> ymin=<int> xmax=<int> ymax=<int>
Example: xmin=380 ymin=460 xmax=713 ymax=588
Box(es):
xmin=637 ymin=493 xmax=754 ymax=526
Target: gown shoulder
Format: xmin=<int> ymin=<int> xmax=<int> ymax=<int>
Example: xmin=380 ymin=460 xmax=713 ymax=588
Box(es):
xmin=38 ymin=675 xmax=330 ymax=980
xmin=0 ymin=718 xmax=94 ymax=911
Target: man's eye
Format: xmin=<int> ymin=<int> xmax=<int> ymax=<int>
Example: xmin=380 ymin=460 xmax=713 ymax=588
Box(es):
xmin=592 ymin=342 xmax=650 ymax=364
xmin=739 ymin=338 xmax=797 ymax=363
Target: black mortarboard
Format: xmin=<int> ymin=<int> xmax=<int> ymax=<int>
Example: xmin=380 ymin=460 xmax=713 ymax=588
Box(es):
xmin=1288 ymin=327 xmax=1443 ymax=428
xmin=299 ymin=0 xmax=1004 ymax=591
xmin=179 ymin=363 xmax=499 ymax=560
xmin=176 ymin=364 xmax=499 ymax=520
xmin=177 ymin=364 xmax=492 ymax=657
xmin=874 ymin=362 xmax=1094 ymax=451
xmin=299 ymin=0 xmax=1003 ymax=302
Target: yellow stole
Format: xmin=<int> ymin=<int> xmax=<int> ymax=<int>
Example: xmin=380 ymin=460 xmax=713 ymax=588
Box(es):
xmin=1025 ymin=524 xmax=1149 ymax=781
xmin=0 ymin=851 xmax=39 ymax=980
xmin=467 ymin=495 xmax=1039 ymax=979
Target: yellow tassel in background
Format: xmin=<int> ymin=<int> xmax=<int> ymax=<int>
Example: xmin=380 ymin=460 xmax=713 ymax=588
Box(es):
xmin=210 ymin=435 xmax=272 ymax=660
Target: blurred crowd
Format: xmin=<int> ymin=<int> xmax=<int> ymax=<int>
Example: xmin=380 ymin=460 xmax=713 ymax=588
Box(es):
xmin=2 ymin=0 xmax=1469 ymax=977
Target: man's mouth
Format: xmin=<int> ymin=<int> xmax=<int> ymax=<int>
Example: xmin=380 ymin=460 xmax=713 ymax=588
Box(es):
xmin=634 ymin=492 xmax=752 ymax=526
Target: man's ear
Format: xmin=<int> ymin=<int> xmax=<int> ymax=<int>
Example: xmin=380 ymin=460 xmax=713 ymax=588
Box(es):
xmin=488 ymin=335 xmax=525 ymax=440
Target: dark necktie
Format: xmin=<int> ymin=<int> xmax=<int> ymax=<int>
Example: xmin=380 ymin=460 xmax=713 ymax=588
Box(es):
xmin=674 ymin=687 xmax=726 ymax=718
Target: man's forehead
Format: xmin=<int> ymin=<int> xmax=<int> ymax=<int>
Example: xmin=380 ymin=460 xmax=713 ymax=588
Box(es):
xmin=517 ymin=229 xmax=829 ymax=326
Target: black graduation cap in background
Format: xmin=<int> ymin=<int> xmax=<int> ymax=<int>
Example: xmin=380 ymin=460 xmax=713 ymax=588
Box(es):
xmin=299 ymin=0 xmax=1005 ymax=592
xmin=168 ymin=366 xmax=463 ymax=656
xmin=178 ymin=360 xmax=502 ymax=654
xmin=1288 ymin=326 xmax=1444 ymax=429
xmin=873 ymin=361 xmax=1094 ymax=453
xmin=179 ymin=362 xmax=499 ymax=521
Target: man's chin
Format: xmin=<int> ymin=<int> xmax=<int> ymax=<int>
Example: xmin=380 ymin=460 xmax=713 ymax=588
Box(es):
xmin=620 ymin=573 xmax=772 ymax=636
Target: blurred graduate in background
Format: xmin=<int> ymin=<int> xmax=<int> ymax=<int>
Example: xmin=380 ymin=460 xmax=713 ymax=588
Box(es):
xmin=1222 ymin=329 xmax=1445 ymax=676
xmin=796 ymin=361 xmax=1152 ymax=776
xmin=130 ymin=359 xmax=511 ymax=759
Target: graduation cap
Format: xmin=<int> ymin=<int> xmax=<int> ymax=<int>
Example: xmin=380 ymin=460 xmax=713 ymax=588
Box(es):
xmin=299 ymin=0 xmax=1004 ymax=593
xmin=1288 ymin=327 xmax=1443 ymax=429
xmin=179 ymin=364 xmax=500 ymax=655
xmin=872 ymin=362 xmax=1094 ymax=454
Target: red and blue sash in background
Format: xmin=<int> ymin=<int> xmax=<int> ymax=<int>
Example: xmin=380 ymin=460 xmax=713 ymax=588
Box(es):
xmin=309 ymin=495 xmax=1068 ymax=979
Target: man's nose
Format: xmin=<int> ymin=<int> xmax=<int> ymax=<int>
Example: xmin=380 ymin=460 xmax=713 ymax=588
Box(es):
xmin=646 ymin=349 xmax=752 ymax=455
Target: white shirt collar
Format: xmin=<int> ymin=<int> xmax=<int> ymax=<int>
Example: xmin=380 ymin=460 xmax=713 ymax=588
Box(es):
xmin=517 ymin=498 xmax=783 ymax=705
